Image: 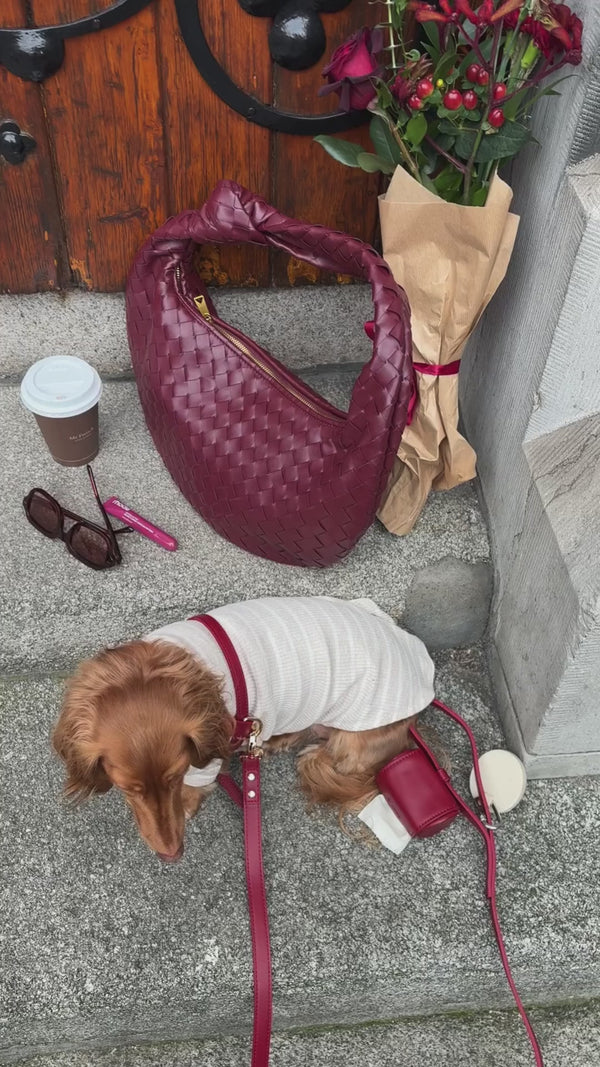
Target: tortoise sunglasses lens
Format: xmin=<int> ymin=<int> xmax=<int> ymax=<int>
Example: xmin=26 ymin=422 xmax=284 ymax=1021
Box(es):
xmin=68 ymin=521 xmax=113 ymax=567
xmin=23 ymin=485 xmax=120 ymax=570
xmin=26 ymin=489 xmax=61 ymax=537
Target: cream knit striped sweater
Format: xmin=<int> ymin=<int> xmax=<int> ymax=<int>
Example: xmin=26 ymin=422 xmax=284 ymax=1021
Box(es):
xmin=145 ymin=596 xmax=435 ymax=787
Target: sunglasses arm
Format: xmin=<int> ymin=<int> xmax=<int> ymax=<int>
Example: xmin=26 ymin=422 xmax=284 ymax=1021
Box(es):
xmin=87 ymin=465 xmax=123 ymax=559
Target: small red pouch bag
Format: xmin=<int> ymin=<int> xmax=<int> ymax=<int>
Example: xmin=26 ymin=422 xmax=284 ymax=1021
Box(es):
xmin=376 ymin=734 xmax=460 ymax=838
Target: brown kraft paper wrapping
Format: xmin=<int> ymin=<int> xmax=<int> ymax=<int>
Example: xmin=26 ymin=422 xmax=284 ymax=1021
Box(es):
xmin=376 ymin=167 xmax=519 ymax=535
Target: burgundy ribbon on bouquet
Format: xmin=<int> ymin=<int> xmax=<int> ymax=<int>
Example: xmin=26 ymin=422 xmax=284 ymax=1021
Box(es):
xmin=364 ymin=322 xmax=461 ymax=425
xmin=413 ymin=360 xmax=462 ymax=376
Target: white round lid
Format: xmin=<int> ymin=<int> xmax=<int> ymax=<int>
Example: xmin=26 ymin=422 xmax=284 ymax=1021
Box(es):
xmin=469 ymin=749 xmax=527 ymax=814
xmin=20 ymin=356 xmax=102 ymax=419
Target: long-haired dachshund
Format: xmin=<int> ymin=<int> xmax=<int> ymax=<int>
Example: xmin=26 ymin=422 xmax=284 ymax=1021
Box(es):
xmin=53 ymin=597 xmax=434 ymax=862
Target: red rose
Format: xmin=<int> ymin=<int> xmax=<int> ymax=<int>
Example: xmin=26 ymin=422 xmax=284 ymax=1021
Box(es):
xmin=319 ymin=28 xmax=383 ymax=111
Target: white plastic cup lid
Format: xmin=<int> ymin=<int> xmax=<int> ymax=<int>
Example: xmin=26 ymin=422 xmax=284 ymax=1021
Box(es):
xmin=20 ymin=356 xmax=102 ymax=419
xmin=469 ymin=749 xmax=527 ymax=814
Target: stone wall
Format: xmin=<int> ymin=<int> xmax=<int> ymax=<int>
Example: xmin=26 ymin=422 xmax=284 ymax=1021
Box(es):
xmin=460 ymin=0 xmax=600 ymax=776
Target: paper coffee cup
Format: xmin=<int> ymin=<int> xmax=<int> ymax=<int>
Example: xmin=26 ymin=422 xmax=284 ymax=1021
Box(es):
xmin=20 ymin=356 xmax=102 ymax=466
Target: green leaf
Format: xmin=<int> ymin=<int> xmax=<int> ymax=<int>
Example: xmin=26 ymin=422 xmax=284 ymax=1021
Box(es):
xmin=434 ymin=52 xmax=459 ymax=82
xmin=423 ymin=43 xmax=441 ymax=63
xmin=457 ymin=49 xmax=479 ymax=76
xmin=356 ymin=152 xmax=395 ymax=175
xmin=405 ymin=112 xmax=428 ymax=147
xmin=421 ymin=140 xmax=439 ymax=174
xmin=434 ymin=166 xmax=463 ymax=194
xmin=377 ymin=82 xmax=394 ymax=111
xmin=420 ymin=173 xmax=439 ymax=195
xmin=406 ymin=48 xmax=421 ymax=61
xmin=421 ymin=21 xmax=441 ymax=59
xmin=369 ymin=115 xmax=402 ymax=167
xmin=514 ymin=76 xmax=573 ymax=118
xmin=390 ymin=6 xmax=405 ymax=32
xmin=438 ymin=119 xmax=461 ymax=136
xmin=470 ymin=185 xmax=489 ymax=206
xmin=475 ymin=121 xmax=530 ymax=163
xmin=313 ymin=136 xmax=364 ymax=168
xmin=503 ymin=86 xmax=529 ymax=122
xmin=454 ymin=130 xmax=478 ymax=160
xmin=434 ymin=132 xmax=457 ymax=152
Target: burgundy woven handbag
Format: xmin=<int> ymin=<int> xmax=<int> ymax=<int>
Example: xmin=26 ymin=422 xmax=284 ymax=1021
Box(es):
xmin=126 ymin=181 xmax=414 ymax=567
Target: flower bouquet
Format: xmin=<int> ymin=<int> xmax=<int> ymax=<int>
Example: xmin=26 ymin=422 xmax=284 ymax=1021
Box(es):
xmin=316 ymin=2 xmax=583 ymax=534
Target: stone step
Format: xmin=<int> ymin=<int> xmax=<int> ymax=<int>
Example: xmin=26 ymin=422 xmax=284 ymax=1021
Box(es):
xmin=0 ymin=369 xmax=490 ymax=675
xmin=8 ymin=1001 xmax=600 ymax=1067
xmin=0 ymin=288 xmax=374 ymax=382
xmin=2 ymin=649 xmax=600 ymax=1061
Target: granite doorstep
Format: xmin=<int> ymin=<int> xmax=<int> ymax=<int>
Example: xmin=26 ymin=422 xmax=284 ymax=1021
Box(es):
xmin=0 ymin=288 xmax=374 ymax=382
xmin=7 ymin=1003 xmax=600 ymax=1067
xmin=2 ymin=651 xmax=600 ymax=1058
xmin=0 ymin=375 xmax=490 ymax=674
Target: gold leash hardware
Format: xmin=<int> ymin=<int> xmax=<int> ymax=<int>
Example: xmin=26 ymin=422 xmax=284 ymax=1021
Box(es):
xmin=244 ymin=718 xmax=264 ymax=759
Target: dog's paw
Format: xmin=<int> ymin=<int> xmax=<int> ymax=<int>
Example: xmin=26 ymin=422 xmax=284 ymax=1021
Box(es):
xmin=263 ymin=730 xmax=311 ymax=754
xmin=182 ymin=783 xmax=214 ymax=821
xmin=298 ymin=742 xmax=321 ymax=758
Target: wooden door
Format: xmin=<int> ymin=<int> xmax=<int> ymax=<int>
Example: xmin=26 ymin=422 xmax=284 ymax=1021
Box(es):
xmin=0 ymin=0 xmax=379 ymax=292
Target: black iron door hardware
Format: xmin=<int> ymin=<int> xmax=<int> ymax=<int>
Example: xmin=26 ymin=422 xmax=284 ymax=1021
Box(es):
xmin=174 ymin=0 xmax=366 ymax=135
xmin=0 ymin=121 xmax=36 ymax=165
xmin=0 ymin=0 xmax=367 ymax=135
xmin=238 ymin=0 xmax=353 ymax=71
xmin=0 ymin=0 xmax=152 ymax=83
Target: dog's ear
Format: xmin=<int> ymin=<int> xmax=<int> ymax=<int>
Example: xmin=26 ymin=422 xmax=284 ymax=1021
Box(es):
xmin=186 ymin=704 xmax=232 ymax=767
xmin=151 ymin=645 xmax=233 ymax=766
xmin=182 ymin=668 xmax=233 ymax=767
xmin=52 ymin=676 xmax=112 ymax=802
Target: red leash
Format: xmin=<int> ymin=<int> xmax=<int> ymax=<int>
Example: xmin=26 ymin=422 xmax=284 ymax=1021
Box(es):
xmin=190 ymin=616 xmax=543 ymax=1067
xmin=190 ymin=615 xmax=272 ymax=1067
xmin=426 ymin=700 xmax=544 ymax=1066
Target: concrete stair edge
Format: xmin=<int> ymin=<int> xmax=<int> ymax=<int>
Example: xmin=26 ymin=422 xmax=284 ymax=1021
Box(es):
xmin=0 ymin=371 xmax=491 ymax=675
xmin=4 ymin=995 xmax=600 ymax=1066
xmin=0 ymin=288 xmax=375 ymax=381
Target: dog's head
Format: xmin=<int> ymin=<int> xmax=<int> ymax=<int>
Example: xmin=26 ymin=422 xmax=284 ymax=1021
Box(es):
xmin=53 ymin=640 xmax=232 ymax=862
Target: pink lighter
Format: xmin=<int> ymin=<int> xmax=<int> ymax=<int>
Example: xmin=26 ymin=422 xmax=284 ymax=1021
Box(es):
xmin=103 ymin=497 xmax=178 ymax=552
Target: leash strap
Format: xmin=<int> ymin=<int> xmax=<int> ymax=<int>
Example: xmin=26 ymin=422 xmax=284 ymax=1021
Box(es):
xmin=217 ymin=771 xmax=243 ymax=809
xmin=188 ymin=614 xmax=254 ymax=746
xmin=189 ymin=615 xmax=541 ymax=1066
xmin=243 ymin=755 xmax=273 ymax=1067
xmin=421 ymin=700 xmax=544 ymax=1067
xmin=190 ymin=614 xmax=272 ymax=1067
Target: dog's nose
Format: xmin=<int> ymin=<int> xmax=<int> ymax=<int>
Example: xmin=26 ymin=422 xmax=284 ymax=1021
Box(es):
xmin=157 ymin=844 xmax=184 ymax=864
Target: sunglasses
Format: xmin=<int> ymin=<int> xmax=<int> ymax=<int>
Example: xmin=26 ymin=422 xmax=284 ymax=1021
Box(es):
xmin=23 ymin=466 xmax=132 ymax=571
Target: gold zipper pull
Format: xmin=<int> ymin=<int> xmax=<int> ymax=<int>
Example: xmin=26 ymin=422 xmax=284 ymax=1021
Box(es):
xmin=193 ymin=294 xmax=212 ymax=321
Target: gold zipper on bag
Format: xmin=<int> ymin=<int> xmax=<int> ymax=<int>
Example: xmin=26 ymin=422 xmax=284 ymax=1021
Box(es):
xmin=174 ymin=268 xmax=343 ymax=422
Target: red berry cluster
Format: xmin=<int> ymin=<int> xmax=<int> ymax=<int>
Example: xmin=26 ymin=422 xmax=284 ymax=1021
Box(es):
xmin=458 ymin=64 xmax=506 ymax=127
xmin=466 ymin=63 xmax=489 ymax=87
xmin=407 ymin=77 xmax=434 ymax=111
xmin=407 ymin=63 xmax=507 ymax=129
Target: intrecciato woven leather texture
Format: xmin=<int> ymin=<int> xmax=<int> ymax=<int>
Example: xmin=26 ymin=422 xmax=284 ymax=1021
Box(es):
xmin=126 ymin=181 xmax=414 ymax=567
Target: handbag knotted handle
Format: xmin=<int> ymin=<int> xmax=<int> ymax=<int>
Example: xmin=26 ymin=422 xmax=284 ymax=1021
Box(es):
xmin=133 ymin=181 xmax=415 ymax=444
xmin=147 ymin=181 xmax=409 ymax=340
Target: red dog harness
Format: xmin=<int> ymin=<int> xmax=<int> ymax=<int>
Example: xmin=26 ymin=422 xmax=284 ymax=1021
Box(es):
xmin=189 ymin=614 xmax=544 ymax=1067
